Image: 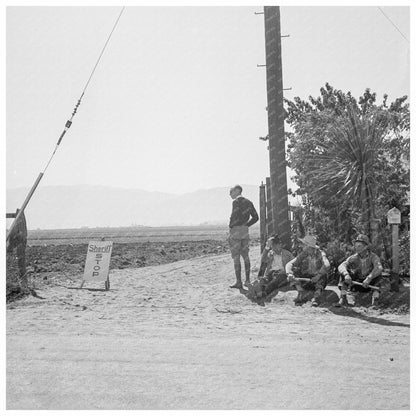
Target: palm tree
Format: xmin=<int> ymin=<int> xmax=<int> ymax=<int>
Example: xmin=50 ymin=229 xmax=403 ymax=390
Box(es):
xmin=307 ymin=104 xmax=390 ymax=238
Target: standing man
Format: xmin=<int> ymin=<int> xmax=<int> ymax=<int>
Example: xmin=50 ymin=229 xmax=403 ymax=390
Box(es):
xmin=336 ymin=234 xmax=388 ymax=307
xmin=228 ymin=185 xmax=259 ymax=289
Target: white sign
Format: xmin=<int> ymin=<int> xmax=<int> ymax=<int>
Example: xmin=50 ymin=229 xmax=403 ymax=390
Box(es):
xmin=387 ymin=207 xmax=401 ymax=224
xmin=83 ymin=241 xmax=113 ymax=282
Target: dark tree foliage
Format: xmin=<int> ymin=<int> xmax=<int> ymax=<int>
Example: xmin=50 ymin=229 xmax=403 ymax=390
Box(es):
xmin=284 ymin=83 xmax=409 ymax=268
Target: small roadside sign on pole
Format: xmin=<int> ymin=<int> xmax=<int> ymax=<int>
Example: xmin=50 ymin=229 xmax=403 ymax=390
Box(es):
xmin=387 ymin=207 xmax=401 ymax=292
xmin=81 ymin=241 xmax=113 ymax=290
xmin=387 ymin=207 xmax=401 ymax=225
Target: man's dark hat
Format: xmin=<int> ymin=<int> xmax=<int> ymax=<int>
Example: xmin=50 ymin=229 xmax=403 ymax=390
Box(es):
xmin=354 ymin=234 xmax=370 ymax=245
xmin=270 ymin=234 xmax=281 ymax=244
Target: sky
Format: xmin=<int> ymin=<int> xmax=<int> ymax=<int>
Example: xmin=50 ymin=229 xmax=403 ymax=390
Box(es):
xmin=5 ymin=3 xmax=411 ymax=195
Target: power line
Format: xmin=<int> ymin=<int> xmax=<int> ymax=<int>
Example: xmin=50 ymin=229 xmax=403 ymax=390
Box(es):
xmin=7 ymin=7 xmax=126 ymax=242
xmin=377 ymin=7 xmax=409 ymax=43
xmin=82 ymin=7 xmax=126 ymax=96
xmin=42 ymin=6 xmax=126 ymax=175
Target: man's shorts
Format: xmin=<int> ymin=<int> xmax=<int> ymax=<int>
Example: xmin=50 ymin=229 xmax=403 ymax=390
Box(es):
xmin=229 ymin=225 xmax=249 ymax=259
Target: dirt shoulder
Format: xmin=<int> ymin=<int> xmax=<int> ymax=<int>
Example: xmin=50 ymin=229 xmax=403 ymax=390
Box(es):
xmin=6 ymin=251 xmax=410 ymax=410
xmin=7 ymin=239 xmax=230 ymax=302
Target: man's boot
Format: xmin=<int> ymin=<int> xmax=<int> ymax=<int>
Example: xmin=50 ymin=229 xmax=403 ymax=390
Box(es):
xmin=335 ymin=294 xmax=348 ymax=307
xmin=230 ymin=280 xmax=243 ymax=289
xmin=370 ymin=296 xmax=379 ymax=308
xmin=311 ymin=296 xmax=320 ymax=307
xmin=311 ymin=289 xmax=322 ymax=307
xmin=346 ymin=291 xmax=356 ymax=306
xmin=294 ymin=291 xmax=304 ymax=306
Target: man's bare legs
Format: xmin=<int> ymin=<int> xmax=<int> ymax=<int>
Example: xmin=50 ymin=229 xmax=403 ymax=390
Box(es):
xmin=230 ymin=256 xmax=243 ymax=288
xmin=242 ymin=253 xmax=251 ymax=286
xmin=230 ymin=254 xmax=250 ymax=289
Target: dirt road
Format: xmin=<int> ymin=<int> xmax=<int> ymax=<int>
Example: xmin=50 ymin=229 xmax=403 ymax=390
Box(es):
xmin=6 ymin=252 xmax=410 ymax=410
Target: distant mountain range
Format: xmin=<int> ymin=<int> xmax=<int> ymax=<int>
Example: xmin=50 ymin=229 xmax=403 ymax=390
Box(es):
xmin=6 ymin=184 xmax=300 ymax=230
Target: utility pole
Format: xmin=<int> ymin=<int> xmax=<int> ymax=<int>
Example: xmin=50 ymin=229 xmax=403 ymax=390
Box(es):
xmin=263 ymin=6 xmax=291 ymax=249
xmin=265 ymin=177 xmax=273 ymax=237
xmin=259 ymin=181 xmax=267 ymax=253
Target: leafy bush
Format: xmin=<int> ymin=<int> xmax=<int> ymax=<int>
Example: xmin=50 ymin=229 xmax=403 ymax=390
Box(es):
xmin=399 ymin=230 xmax=410 ymax=276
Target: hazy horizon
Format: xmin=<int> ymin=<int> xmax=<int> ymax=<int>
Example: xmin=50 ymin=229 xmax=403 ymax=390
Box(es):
xmin=6 ymin=182 xmax=275 ymax=197
xmin=7 ymin=183 xmax=293 ymax=230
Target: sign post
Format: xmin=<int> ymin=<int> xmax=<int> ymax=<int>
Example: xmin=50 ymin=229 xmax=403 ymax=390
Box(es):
xmin=387 ymin=207 xmax=401 ymax=292
xmin=81 ymin=240 xmax=113 ymax=290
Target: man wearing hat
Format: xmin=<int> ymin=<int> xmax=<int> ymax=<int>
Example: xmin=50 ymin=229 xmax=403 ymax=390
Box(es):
xmin=251 ymin=234 xmax=294 ymax=299
xmin=337 ymin=234 xmax=387 ymax=307
xmin=285 ymin=234 xmax=330 ymax=306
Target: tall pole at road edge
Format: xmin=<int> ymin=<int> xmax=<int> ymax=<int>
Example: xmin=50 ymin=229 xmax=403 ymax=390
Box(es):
xmin=263 ymin=6 xmax=291 ymax=249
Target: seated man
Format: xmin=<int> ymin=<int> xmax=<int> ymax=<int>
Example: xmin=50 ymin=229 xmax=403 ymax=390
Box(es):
xmin=336 ymin=234 xmax=389 ymax=307
xmin=251 ymin=234 xmax=294 ymax=299
xmin=286 ymin=234 xmax=330 ymax=307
